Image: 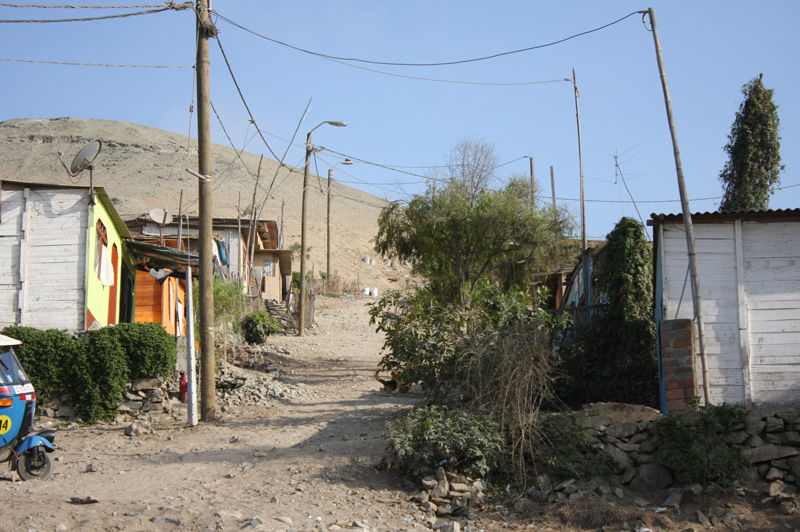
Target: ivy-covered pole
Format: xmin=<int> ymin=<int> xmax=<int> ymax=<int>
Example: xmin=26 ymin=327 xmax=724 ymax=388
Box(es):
xmin=646 ymin=7 xmax=710 ymax=405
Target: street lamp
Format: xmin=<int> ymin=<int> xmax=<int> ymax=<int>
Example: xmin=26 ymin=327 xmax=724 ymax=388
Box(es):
xmin=327 ymin=158 xmax=352 ymax=284
xmin=299 ymin=120 xmax=347 ymax=336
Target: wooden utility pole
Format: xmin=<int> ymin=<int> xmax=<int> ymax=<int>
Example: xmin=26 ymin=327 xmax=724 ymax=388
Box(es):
xmin=529 ymin=156 xmax=535 ymax=209
xmin=549 ymin=165 xmax=556 ymax=209
xmin=647 ymin=7 xmax=710 ymax=405
xmin=572 ymin=68 xmax=592 ymax=319
xmin=196 ymin=0 xmax=216 ymax=422
xmin=327 ymin=166 xmax=334 ymax=282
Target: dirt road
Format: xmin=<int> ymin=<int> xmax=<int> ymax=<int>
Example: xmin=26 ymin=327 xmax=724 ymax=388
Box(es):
xmin=0 ymin=295 xmax=429 ymax=531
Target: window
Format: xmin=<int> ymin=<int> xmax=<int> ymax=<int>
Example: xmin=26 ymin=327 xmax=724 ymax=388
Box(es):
xmin=262 ymin=258 xmax=274 ymax=277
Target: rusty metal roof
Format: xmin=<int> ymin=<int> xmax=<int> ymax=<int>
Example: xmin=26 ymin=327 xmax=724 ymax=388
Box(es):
xmin=649 ymin=208 xmax=800 ymax=225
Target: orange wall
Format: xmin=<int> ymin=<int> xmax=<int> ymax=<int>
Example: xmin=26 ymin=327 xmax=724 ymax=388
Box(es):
xmin=134 ymin=270 xmax=186 ymax=335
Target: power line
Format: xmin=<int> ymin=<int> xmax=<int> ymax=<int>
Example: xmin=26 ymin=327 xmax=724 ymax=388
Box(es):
xmin=215 ymin=35 xmax=282 ymax=162
xmin=0 ymin=2 xmax=190 ymax=22
xmin=322 ymin=56 xmax=571 ymax=86
xmin=0 ymin=2 xmax=168 ymax=7
xmin=0 ymin=57 xmax=192 ymax=68
xmin=212 ymin=9 xmax=644 ymax=67
xmin=613 ymin=152 xmax=650 ymax=240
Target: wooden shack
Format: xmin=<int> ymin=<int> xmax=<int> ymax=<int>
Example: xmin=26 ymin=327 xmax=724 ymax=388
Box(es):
xmin=0 ymin=181 xmax=134 ymax=331
xmin=651 ymin=209 xmax=800 ymax=406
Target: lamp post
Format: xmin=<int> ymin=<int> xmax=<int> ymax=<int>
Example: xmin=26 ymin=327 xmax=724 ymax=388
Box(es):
xmin=327 ymin=158 xmax=352 ymax=284
xmin=299 ymin=120 xmax=347 ymax=336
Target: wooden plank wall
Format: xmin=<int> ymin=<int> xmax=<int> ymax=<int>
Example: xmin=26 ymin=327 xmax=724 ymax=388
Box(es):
xmin=662 ymin=219 xmax=800 ymax=406
xmin=22 ymin=190 xmax=87 ymax=330
xmin=743 ymin=221 xmax=800 ymax=404
xmin=0 ymin=187 xmax=87 ymax=330
xmin=662 ymin=223 xmax=743 ymax=404
xmin=0 ymin=188 xmax=23 ymax=328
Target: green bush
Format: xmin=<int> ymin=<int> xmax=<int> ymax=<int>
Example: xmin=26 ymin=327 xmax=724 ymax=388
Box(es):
xmin=657 ymin=403 xmax=748 ymax=486
xmin=388 ymin=405 xmax=503 ymax=479
xmin=71 ymin=328 xmax=129 ymax=424
xmin=107 ymin=322 xmax=176 ymax=379
xmin=1 ymin=326 xmax=77 ymax=406
xmin=534 ymin=413 xmax=614 ymax=481
xmin=241 ymin=311 xmax=282 ymax=344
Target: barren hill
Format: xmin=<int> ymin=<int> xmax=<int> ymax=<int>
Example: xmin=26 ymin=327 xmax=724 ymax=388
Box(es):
xmin=0 ymin=117 xmax=407 ymax=291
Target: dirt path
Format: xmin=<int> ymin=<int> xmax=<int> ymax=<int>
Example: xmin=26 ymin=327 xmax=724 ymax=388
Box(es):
xmin=0 ymin=295 xmax=429 ymax=531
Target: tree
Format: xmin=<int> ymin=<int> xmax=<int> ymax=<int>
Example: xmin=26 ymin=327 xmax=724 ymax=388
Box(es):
xmin=719 ymin=74 xmax=783 ymax=212
xmin=555 ymin=217 xmax=657 ymax=407
xmin=375 ymin=139 xmax=574 ymax=305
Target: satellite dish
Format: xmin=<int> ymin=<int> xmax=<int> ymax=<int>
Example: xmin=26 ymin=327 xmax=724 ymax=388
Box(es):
xmin=69 ymin=140 xmax=102 ymax=176
xmin=149 ymin=207 xmax=173 ymax=226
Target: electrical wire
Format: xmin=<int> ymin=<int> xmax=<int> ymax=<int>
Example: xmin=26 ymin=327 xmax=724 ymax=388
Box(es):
xmin=0 ymin=2 xmax=168 ymax=7
xmin=0 ymin=2 xmax=190 ymax=22
xmin=322 ymin=55 xmax=571 ymax=86
xmin=613 ymin=154 xmax=650 ymax=240
xmin=212 ymin=9 xmax=644 ymax=67
xmin=0 ymin=57 xmax=192 ymax=68
xmin=214 ymin=35 xmax=282 ymax=162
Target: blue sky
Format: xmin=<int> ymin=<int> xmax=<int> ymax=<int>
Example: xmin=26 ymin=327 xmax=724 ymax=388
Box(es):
xmin=1 ymin=1 xmax=797 ymax=240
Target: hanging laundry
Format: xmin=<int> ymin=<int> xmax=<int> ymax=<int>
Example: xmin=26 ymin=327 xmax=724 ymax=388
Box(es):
xmin=216 ymin=239 xmax=228 ymax=265
xmin=99 ymin=244 xmax=115 ymax=286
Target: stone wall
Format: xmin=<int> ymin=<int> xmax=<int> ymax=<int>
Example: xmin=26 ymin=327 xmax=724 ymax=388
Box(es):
xmin=574 ymin=402 xmax=800 ymax=491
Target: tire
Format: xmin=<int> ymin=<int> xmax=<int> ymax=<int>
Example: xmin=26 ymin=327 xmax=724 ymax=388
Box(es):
xmin=17 ymin=447 xmax=53 ymax=481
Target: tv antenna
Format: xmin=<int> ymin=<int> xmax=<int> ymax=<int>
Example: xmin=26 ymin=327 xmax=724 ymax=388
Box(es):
xmin=57 ymin=140 xmax=102 ymax=204
xmin=148 ymin=207 xmax=173 ymax=245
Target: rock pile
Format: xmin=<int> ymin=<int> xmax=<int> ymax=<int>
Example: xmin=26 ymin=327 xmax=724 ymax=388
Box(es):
xmin=119 ymin=377 xmax=171 ymax=416
xmin=411 ymin=467 xmax=485 ymax=518
xmin=216 ymin=371 xmax=304 ymax=410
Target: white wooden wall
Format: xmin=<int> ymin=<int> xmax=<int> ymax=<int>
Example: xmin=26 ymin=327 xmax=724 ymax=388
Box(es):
xmin=661 ymin=219 xmax=800 ymax=405
xmin=0 ymin=186 xmax=88 ymax=331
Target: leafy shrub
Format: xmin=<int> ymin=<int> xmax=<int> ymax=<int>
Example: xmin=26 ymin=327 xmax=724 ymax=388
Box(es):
xmin=657 ymin=403 xmax=747 ymax=486
xmin=554 ymin=218 xmax=658 ymax=408
xmin=241 ymin=311 xmax=282 ymax=344
xmin=71 ymin=328 xmax=128 ymax=424
xmin=388 ymin=405 xmax=503 ymax=479
xmin=534 ymin=413 xmax=614 ymax=480
xmin=1 ymin=326 xmax=76 ymax=406
xmin=107 ymin=322 xmax=176 ymax=379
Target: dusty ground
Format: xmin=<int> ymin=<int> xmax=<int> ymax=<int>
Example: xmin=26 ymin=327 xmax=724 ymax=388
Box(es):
xmin=2 ymin=295 xmax=800 ymax=531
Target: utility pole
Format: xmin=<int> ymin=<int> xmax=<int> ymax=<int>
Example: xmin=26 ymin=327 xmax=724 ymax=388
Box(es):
xmin=327 ymin=159 xmax=351 ymax=282
xmin=549 ymin=165 xmax=556 ymax=209
xmin=327 ymin=167 xmax=333 ymax=282
xmin=529 ymin=156 xmax=535 ymax=210
xmin=647 ymin=7 xmax=710 ymax=406
xmin=279 ymin=199 xmax=285 ymax=248
xmin=298 ymin=121 xmax=346 ymax=336
xmin=196 ymin=0 xmax=216 ymax=422
xmin=572 ymin=68 xmax=592 ymax=321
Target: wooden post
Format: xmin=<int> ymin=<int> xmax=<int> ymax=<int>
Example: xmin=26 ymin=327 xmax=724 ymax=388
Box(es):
xmin=196 ymin=0 xmax=216 ymax=421
xmin=647 ymin=7 xmax=710 ymax=405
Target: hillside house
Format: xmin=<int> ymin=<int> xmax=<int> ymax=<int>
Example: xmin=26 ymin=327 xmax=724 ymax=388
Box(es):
xmin=0 ymin=181 xmax=135 ymax=331
xmin=125 ymin=215 xmax=291 ymax=301
xmin=650 ymin=209 xmax=800 ymax=408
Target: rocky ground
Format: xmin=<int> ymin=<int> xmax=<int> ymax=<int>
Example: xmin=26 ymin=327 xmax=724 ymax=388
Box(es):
xmin=2 ymin=295 xmax=800 ymax=531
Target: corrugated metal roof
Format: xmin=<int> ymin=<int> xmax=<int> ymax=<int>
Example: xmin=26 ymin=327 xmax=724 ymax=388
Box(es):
xmin=649 ymin=208 xmax=800 ymax=225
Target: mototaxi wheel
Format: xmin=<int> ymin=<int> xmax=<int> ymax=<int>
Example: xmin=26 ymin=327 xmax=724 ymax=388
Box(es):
xmin=17 ymin=446 xmax=53 ymax=481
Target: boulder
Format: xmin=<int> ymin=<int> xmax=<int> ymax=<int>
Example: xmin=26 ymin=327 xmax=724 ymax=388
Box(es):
xmin=630 ymin=463 xmax=673 ymax=491
xmin=744 ymin=445 xmax=800 ymax=464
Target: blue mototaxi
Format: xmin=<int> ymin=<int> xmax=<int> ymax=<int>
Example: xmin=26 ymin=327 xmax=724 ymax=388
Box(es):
xmin=0 ymin=333 xmax=56 ymax=480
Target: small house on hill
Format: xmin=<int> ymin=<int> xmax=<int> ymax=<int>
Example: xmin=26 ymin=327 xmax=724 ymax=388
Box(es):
xmin=0 ymin=180 xmax=135 ymax=331
xmin=125 ymin=215 xmax=291 ymax=301
xmin=126 ymin=240 xmax=198 ymax=337
xmin=650 ymin=209 xmax=800 ymax=409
